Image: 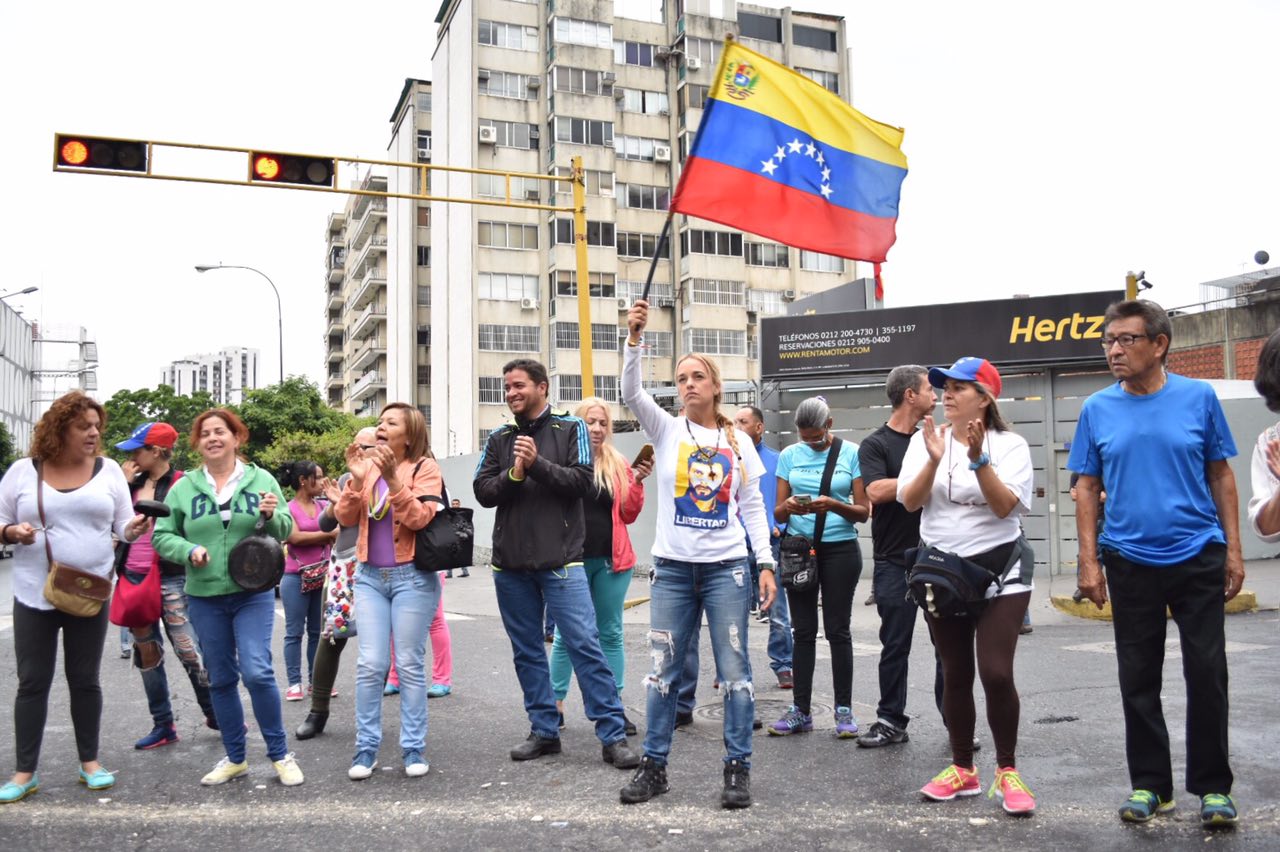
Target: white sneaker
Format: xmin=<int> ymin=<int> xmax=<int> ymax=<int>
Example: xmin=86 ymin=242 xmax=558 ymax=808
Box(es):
xmin=348 ymin=751 xmax=378 ymax=780
xmin=201 ymin=756 xmax=249 ymax=786
xmin=404 ymin=750 xmax=429 ymax=777
xmin=272 ymin=753 xmax=304 ymax=787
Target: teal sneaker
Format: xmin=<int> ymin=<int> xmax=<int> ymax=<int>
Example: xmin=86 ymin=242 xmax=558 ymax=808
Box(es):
xmin=1118 ymin=789 xmax=1175 ymax=823
xmin=427 ymin=684 xmax=452 ymax=698
xmin=1199 ymin=793 xmax=1238 ymax=827
xmin=78 ymin=766 xmax=115 ymax=791
xmin=0 ymin=775 xmax=39 ymax=804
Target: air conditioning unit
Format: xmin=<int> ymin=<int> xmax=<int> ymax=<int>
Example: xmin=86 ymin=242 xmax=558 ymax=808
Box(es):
xmin=783 ymin=289 xmax=797 ymax=301
xmin=655 ymin=47 xmax=672 ymax=60
xmin=602 ymin=71 xmax=616 ymax=83
xmin=527 ymin=77 xmax=541 ymax=90
xmin=478 ymin=69 xmax=491 ymax=81
xmin=478 ymin=126 xmax=498 ymax=144
xmin=617 ymin=298 xmax=630 ymax=310
xmin=654 ymin=296 xmax=675 ymax=308
xmin=654 ymin=144 xmax=672 ymax=162
xmin=520 ymin=297 xmax=539 ymax=310
xmin=525 ymin=188 xmax=540 ymax=202
xmin=686 ymin=56 xmax=702 ymax=71
xmin=613 ymin=89 xmax=625 ymax=101
xmin=659 ymin=107 xmax=670 ymax=116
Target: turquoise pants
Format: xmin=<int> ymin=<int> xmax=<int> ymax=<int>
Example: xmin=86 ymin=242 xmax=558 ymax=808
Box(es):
xmin=549 ymin=557 xmax=631 ymax=699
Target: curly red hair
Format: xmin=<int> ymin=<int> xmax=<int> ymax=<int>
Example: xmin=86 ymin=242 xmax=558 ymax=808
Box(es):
xmin=30 ymin=390 xmax=107 ymax=462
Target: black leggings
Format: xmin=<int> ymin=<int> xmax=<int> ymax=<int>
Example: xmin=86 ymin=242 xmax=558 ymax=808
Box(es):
xmin=928 ymin=590 xmax=1030 ymax=769
xmin=785 ymin=539 xmax=862 ymax=714
xmin=12 ymin=600 xmax=110 ymax=772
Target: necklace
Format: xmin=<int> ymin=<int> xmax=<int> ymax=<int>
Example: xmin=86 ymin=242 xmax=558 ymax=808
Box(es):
xmin=685 ymin=418 xmax=721 ymax=463
xmin=367 ymin=480 xmax=391 ymax=520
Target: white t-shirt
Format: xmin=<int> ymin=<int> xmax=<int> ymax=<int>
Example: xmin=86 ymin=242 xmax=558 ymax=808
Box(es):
xmin=1248 ymin=426 xmax=1280 ymax=543
xmin=897 ymin=426 xmax=1034 ymax=596
xmin=0 ymin=457 xmax=135 ymax=610
xmin=622 ymin=343 xmax=771 ymax=562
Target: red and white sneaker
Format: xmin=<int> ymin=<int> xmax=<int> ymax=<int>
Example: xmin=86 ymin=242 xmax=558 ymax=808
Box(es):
xmin=989 ymin=766 xmax=1036 ymax=814
xmin=285 ymin=684 xmax=304 ymax=702
xmin=921 ymin=764 xmax=981 ymax=801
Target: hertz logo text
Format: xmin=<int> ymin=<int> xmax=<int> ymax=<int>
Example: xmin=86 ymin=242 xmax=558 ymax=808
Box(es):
xmin=1009 ymin=313 xmax=1104 ymax=344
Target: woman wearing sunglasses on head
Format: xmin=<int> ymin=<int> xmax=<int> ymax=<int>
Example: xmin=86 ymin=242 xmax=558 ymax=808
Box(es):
xmin=897 ymin=357 xmax=1036 ymax=816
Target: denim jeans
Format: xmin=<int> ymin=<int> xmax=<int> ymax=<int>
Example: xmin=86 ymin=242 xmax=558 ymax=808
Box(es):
xmin=354 ymin=563 xmax=440 ymax=756
xmin=871 ymin=558 xmax=918 ymax=730
xmin=280 ymin=572 xmax=323 ymax=686
xmin=186 ymin=590 xmax=287 ymax=763
xmin=752 ymin=537 xmax=792 ymax=674
xmin=550 ymin=557 xmax=631 ymax=699
xmin=493 ymin=565 xmax=626 ymax=744
xmin=644 ymin=557 xmax=755 ymax=767
xmin=132 ymin=573 xmax=214 ymax=726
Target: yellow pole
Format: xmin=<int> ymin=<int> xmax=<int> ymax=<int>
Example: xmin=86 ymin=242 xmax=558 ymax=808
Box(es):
xmin=571 ymin=155 xmax=594 ymax=397
xmin=1125 ymin=271 xmax=1138 ymax=300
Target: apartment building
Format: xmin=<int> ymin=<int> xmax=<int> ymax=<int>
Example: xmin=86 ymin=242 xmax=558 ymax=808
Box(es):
xmin=163 ymin=346 xmax=260 ymax=405
xmin=424 ymin=0 xmax=855 ymax=455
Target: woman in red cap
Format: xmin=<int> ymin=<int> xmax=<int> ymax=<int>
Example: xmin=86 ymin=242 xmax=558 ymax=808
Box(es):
xmin=897 ymin=357 xmax=1037 ymax=816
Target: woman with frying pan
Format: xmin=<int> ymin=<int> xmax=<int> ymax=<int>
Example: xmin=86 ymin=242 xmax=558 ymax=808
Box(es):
xmin=152 ymin=408 xmax=300 ymax=788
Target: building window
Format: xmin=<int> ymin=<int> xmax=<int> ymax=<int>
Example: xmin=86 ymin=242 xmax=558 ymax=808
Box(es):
xmin=616 ymin=231 xmax=668 ymax=260
xmin=682 ymin=229 xmax=744 ymax=257
xmin=798 ymin=68 xmax=839 ymax=93
xmin=479 ymin=428 xmax=494 ymax=445
xmin=551 ymin=166 xmax=614 ymax=197
xmin=478 ymin=324 xmax=540 ymax=352
xmin=478 ymin=69 xmax=536 ymax=99
xmin=553 ymin=322 xmax=579 ymax=350
xmin=617 ymin=279 xmax=674 ymax=304
xmin=551 ymin=17 xmax=612 ymax=48
xmin=618 ymin=88 xmax=670 ymax=114
xmin=476 ymin=173 xmax=541 ymax=201
xmin=478 ymin=376 xmax=505 ymax=404
xmin=478 ymin=221 xmax=539 ymax=250
xmin=479 ymin=20 xmax=538 ymax=51
xmin=738 ymin=12 xmax=782 ymax=43
xmin=417 ymin=285 xmax=431 ymax=305
xmin=747 ymin=288 xmax=785 ymax=316
xmin=553 ymin=116 xmax=614 ymax=148
xmin=416 ymin=365 xmax=430 ymax=385
xmin=417 ymin=325 xmax=431 ymax=346
xmin=685 ymin=328 xmax=746 ymax=356
xmin=552 ymin=218 xmax=614 ymax=247
xmin=682 ymin=84 xmax=710 ymax=110
xmin=553 ymin=374 xmax=584 ymax=402
xmin=616 ymin=327 xmax=673 ymax=357
xmin=416 ymin=92 xmax=432 ymax=112
xmin=416 ymin=246 xmax=430 ymax=267
xmin=553 ymin=270 xmax=616 ymax=297
xmin=617 ymin=183 xmax=671 ymax=210
xmin=689 ymin=278 xmax=746 ymax=306
xmin=552 ymin=66 xmax=613 ymax=96
xmin=683 ymin=37 xmax=722 ymax=68
xmin=746 ymin=242 xmax=789 ymax=268
xmin=478 ymin=119 xmax=539 ymax=150
xmin=479 ymin=272 xmax=539 ymax=301
xmin=793 ymin=24 xmax=837 ymax=52
xmin=799 ymin=250 xmax=844 ymax=273
xmin=615 ymin=134 xmax=664 ymax=162
xmin=594 ymin=374 xmax=620 ymax=402
xmin=613 ymin=40 xmax=658 ymax=66
xmin=417 ymin=206 xmax=430 ymax=227
xmin=416 ymin=130 xmax=432 ymax=162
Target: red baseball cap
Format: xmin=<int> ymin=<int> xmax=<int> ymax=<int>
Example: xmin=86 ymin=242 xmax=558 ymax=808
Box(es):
xmin=115 ymin=422 xmax=179 ymax=450
xmin=928 ymin=357 xmax=1003 ymax=398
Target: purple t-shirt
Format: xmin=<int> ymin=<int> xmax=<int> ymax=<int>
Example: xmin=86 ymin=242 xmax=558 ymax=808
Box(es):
xmin=366 ymin=480 xmax=398 ymax=567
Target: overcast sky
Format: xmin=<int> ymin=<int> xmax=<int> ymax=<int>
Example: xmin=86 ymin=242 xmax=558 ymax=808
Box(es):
xmin=3 ymin=0 xmax=1277 ymax=398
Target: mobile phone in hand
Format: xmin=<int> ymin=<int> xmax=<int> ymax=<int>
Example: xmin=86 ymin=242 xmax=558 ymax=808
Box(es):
xmin=796 ymin=495 xmax=812 ymax=505
xmin=633 ymin=443 xmax=655 ymax=467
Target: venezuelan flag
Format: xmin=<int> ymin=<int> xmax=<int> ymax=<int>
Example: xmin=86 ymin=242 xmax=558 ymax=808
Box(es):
xmin=671 ymin=39 xmax=907 ymax=265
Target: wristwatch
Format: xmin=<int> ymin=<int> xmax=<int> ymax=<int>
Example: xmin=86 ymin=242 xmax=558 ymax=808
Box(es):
xmin=758 ymin=561 xmax=776 ymax=573
xmin=968 ymin=453 xmax=991 ymax=471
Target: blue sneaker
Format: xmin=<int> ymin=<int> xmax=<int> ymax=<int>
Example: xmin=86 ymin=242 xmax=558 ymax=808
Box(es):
xmin=348 ymin=750 xmax=378 ymax=781
xmin=404 ymin=749 xmax=429 ymax=777
xmin=427 ymin=684 xmax=452 ymax=699
xmin=135 ymin=723 xmax=179 ymax=750
xmin=766 ymin=705 xmax=813 ymax=736
xmin=0 ymin=774 xmax=39 ymax=804
xmin=1119 ymin=789 xmax=1175 ymax=823
xmin=834 ymin=706 xmax=860 ymax=738
xmin=1200 ymin=793 xmax=1238 ymax=827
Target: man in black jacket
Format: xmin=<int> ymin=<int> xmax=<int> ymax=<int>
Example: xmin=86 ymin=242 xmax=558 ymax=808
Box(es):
xmin=115 ymin=421 xmax=216 ymax=749
xmin=474 ymin=359 xmax=639 ymax=769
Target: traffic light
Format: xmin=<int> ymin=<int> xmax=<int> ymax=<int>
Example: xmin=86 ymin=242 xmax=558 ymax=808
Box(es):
xmin=55 ymin=134 xmax=148 ymax=172
xmin=249 ymin=151 xmax=335 ymax=188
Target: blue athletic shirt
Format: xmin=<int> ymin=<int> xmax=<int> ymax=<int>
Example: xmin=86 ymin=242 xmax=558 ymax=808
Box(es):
xmin=1067 ymin=373 xmax=1236 ymax=565
xmin=776 ymin=439 xmax=861 ymax=542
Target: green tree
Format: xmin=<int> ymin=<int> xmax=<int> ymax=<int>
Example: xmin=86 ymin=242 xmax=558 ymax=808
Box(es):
xmin=102 ymin=385 xmax=218 ymax=470
xmin=257 ymin=413 xmax=376 ymax=490
xmin=238 ymin=377 xmax=346 ymax=461
xmin=0 ymin=421 xmax=15 ymax=479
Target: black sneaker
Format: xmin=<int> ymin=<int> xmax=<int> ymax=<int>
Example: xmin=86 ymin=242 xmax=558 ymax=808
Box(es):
xmin=623 ymin=714 xmax=638 ymax=737
xmin=510 ymin=733 xmax=562 ymax=761
xmin=721 ymin=759 xmax=752 ymax=809
xmin=620 ymin=756 xmax=669 ymax=804
xmin=856 ymin=721 xmax=909 ymax=748
xmin=602 ymin=739 xmax=641 ymax=769
xmin=674 ymin=710 xmax=694 ymax=729
xmin=295 ymin=711 xmax=328 ymax=740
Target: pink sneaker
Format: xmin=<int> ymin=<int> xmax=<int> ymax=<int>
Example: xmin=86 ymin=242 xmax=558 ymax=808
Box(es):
xmin=285 ymin=684 xmax=304 ymax=702
xmin=921 ymin=764 xmax=981 ymax=801
xmin=989 ymin=766 xmax=1036 ymax=814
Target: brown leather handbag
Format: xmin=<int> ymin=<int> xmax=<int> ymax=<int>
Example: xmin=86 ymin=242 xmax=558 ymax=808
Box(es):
xmin=37 ymin=462 xmax=112 ymax=617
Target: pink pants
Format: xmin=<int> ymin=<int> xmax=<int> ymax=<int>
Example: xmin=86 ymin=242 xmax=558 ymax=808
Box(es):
xmin=387 ymin=590 xmax=452 ymax=687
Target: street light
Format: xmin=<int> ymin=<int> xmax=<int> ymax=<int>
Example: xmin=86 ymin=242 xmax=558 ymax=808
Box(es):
xmin=194 ymin=264 xmax=283 ymax=384
xmin=0 ymin=286 xmax=38 ymax=303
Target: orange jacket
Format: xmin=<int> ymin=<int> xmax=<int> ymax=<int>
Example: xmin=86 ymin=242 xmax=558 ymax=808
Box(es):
xmin=334 ymin=456 xmax=442 ymax=565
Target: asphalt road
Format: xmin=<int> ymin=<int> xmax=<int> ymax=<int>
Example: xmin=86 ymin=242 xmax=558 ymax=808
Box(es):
xmin=0 ymin=564 xmax=1276 ymax=851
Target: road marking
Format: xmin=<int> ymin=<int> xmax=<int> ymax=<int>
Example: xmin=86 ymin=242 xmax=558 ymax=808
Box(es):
xmin=1063 ymin=640 xmax=1270 ymax=656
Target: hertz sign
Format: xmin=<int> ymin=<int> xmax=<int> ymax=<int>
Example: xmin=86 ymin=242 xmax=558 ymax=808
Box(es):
xmin=761 ymin=290 xmax=1123 ymax=379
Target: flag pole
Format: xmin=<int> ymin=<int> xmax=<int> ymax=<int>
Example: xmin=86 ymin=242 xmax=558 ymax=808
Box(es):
xmin=639 ymin=212 xmax=674 ymax=303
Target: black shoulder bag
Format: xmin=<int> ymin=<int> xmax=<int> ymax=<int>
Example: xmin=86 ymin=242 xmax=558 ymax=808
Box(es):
xmin=408 ymin=461 xmax=475 ymax=573
xmin=778 ymin=436 xmax=843 ymax=593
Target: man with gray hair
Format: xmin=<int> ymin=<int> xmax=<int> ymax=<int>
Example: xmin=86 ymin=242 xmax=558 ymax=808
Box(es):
xmin=856 ymin=365 xmax=937 ymax=748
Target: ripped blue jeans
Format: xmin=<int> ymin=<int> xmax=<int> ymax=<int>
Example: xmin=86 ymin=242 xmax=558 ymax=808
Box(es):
xmin=643 ymin=556 xmax=754 ymax=767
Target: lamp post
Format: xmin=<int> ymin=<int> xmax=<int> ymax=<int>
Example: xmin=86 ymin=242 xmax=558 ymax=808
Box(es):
xmin=0 ymin=286 xmax=38 ymax=303
xmin=194 ymin=264 xmax=283 ymax=384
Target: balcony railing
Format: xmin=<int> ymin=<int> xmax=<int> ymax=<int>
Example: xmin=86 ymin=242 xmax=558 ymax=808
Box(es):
xmin=350 ymin=302 xmax=386 ymax=340
xmin=351 ymin=335 xmax=387 ymax=371
xmin=351 ymin=369 xmax=386 ymax=400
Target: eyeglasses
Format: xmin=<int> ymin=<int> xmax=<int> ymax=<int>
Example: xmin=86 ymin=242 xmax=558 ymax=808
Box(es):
xmin=1100 ymin=333 xmax=1150 ymax=350
xmin=800 ymin=431 xmax=829 ymax=447
xmin=358 ymin=444 xmax=376 ymax=450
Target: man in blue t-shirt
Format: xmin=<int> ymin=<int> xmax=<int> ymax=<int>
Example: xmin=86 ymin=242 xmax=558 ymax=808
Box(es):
xmin=1068 ymin=299 xmax=1245 ymax=828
